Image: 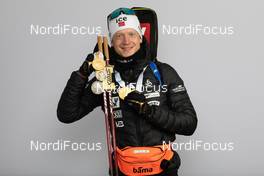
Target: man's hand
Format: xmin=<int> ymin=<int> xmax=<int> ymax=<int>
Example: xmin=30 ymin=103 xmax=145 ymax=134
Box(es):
xmin=78 ymin=54 xmax=94 ymax=78
xmin=124 ymin=91 xmax=150 ymax=115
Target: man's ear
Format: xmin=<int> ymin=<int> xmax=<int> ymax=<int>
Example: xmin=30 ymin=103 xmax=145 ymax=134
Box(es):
xmin=140 ymin=38 xmax=142 ymax=43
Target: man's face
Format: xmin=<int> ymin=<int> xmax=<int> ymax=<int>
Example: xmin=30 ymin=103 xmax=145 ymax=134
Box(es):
xmin=112 ymin=28 xmax=142 ymax=58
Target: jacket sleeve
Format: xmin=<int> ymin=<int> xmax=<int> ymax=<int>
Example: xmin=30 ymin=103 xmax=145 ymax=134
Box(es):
xmin=57 ymin=71 xmax=102 ymax=123
xmin=146 ymin=63 xmax=197 ymax=135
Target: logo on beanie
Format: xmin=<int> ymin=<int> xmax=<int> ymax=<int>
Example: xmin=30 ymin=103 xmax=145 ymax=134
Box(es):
xmin=116 ymin=16 xmax=127 ymax=27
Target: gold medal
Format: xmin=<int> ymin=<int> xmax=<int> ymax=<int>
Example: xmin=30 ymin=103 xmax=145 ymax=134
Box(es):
xmin=92 ymin=59 xmax=105 ymax=71
xmin=95 ymin=70 xmax=107 ymax=81
xmin=118 ymin=87 xmax=133 ymax=100
xmin=92 ymin=52 xmax=106 ymax=71
xmin=91 ymin=81 xmax=104 ymax=94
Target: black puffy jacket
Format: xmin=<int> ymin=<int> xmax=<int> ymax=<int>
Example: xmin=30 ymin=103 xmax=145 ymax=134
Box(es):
xmin=57 ymin=40 xmax=197 ymax=173
xmin=57 ymin=61 xmax=197 ymax=145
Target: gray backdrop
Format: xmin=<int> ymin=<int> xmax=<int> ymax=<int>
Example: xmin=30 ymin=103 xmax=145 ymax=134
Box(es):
xmin=0 ymin=0 xmax=263 ymax=175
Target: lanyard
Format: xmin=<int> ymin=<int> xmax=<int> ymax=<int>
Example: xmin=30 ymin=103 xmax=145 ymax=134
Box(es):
xmin=115 ymin=66 xmax=147 ymax=92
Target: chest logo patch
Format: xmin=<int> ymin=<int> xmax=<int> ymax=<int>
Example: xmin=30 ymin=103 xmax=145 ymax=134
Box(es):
xmin=144 ymin=92 xmax=160 ymax=99
xmin=115 ymin=121 xmax=124 ymax=128
xmin=147 ymin=100 xmax=160 ymax=106
xmin=113 ymin=110 xmax=123 ymax=119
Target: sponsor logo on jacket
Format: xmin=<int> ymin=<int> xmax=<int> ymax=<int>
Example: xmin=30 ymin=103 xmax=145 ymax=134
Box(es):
xmin=172 ymin=85 xmax=186 ymax=93
xmin=112 ymin=96 xmax=120 ymax=109
xmin=144 ymin=92 xmax=160 ymax=99
xmin=115 ymin=121 xmax=124 ymax=128
xmin=147 ymin=100 xmax=160 ymax=106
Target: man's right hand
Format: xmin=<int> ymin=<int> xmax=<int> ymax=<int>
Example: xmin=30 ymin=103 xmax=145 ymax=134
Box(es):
xmin=78 ymin=54 xmax=94 ymax=78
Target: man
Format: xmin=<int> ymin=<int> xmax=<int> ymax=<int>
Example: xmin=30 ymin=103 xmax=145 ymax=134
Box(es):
xmin=57 ymin=7 xmax=197 ymax=176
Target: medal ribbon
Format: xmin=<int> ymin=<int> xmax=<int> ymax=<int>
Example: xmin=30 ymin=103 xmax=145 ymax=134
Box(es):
xmin=115 ymin=66 xmax=147 ymax=92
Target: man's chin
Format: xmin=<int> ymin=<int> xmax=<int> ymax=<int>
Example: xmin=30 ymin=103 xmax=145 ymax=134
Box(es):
xmin=119 ymin=51 xmax=135 ymax=58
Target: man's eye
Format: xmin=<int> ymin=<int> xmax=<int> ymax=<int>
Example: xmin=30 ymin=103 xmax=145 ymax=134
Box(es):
xmin=116 ymin=34 xmax=123 ymax=39
xmin=129 ymin=32 xmax=136 ymax=37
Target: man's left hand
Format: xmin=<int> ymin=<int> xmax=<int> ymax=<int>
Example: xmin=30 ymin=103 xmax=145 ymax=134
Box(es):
xmin=124 ymin=91 xmax=150 ymax=115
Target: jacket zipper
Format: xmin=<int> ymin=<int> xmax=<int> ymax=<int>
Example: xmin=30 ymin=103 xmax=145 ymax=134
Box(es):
xmin=136 ymin=117 xmax=143 ymax=146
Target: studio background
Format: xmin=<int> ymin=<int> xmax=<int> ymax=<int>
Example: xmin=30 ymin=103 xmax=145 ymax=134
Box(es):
xmin=0 ymin=0 xmax=263 ymax=175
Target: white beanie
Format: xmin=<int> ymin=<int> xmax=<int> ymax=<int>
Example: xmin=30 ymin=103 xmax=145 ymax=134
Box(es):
xmin=107 ymin=12 xmax=142 ymax=41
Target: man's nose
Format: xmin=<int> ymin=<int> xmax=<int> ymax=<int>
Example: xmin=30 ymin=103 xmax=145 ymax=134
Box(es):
xmin=122 ymin=34 xmax=130 ymax=44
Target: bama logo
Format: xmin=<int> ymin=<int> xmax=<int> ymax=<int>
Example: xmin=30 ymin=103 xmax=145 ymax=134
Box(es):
xmin=133 ymin=167 xmax=153 ymax=174
xmin=116 ymin=16 xmax=127 ymax=27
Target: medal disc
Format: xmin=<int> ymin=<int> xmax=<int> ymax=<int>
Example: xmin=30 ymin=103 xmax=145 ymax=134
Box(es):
xmin=92 ymin=58 xmax=106 ymax=71
xmin=118 ymin=87 xmax=132 ymax=100
xmin=91 ymin=81 xmax=104 ymax=94
xmin=95 ymin=70 xmax=107 ymax=81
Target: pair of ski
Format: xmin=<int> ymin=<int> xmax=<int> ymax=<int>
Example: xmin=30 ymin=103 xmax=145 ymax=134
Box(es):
xmin=95 ymin=36 xmax=119 ymax=176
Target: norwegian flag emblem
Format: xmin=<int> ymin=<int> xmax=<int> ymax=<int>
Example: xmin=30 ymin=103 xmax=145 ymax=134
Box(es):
xmin=118 ymin=21 xmax=125 ymax=27
xmin=116 ymin=17 xmax=127 ymax=27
